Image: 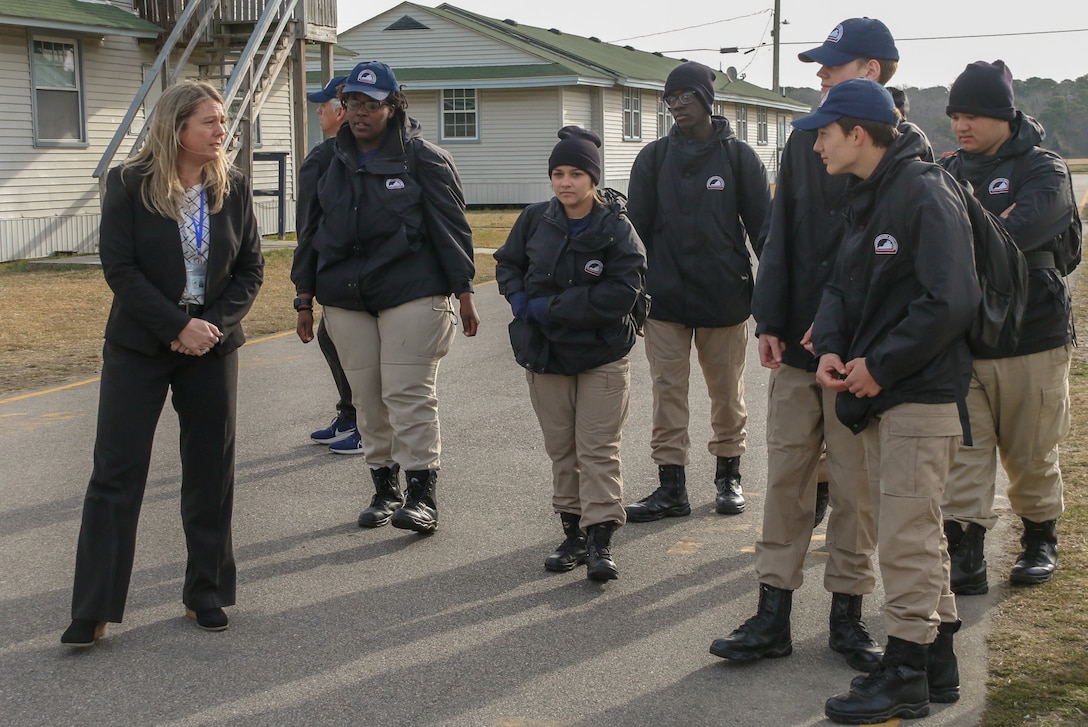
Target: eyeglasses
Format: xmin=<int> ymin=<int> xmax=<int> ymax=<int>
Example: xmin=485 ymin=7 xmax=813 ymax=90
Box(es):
xmin=342 ymin=98 xmax=387 ymax=113
xmin=663 ymin=91 xmax=697 ymax=108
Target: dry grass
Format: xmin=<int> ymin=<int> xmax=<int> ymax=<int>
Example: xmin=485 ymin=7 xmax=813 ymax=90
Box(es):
xmin=0 ymin=208 xmax=516 ymax=398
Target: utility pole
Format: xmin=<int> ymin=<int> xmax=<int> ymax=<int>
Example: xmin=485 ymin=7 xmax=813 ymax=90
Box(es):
xmin=772 ymin=0 xmax=781 ymax=94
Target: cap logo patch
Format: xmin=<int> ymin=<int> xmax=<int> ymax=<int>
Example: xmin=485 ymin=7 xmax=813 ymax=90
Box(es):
xmin=827 ymin=24 xmax=844 ymax=43
xmin=584 ymin=260 xmax=604 ymax=277
xmin=988 ymin=178 xmax=1011 ymax=195
xmin=874 ymin=233 xmax=898 ymax=255
xmin=386 ymin=178 xmax=405 ymax=190
xmin=357 ymin=69 xmax=377 ymax=85
xmin=706 ymin=175 xmax=726 ymax=191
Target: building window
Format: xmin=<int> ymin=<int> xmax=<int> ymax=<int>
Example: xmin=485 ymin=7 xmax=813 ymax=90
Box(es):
xmin=623 ymin=87 xmax=641 ymax=141
xmin=777 ymin=114 xmax=788 ymax=150
xmin=713 ymin=101 xmax=728 ymax=120
xmin=441 ymin=89 xmax=478 ymax=140
xmin=656 ymin=97 xmax=673 ymax=138
xmin=736 ymin=104 xmax=748 ymax=142
xmin=757 ymin=108 xmax=769 ymax=145
xmin=30 ymin=35 xmax=86 ymax=146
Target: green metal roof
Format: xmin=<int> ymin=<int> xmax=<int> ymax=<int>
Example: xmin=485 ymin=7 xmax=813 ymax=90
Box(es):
xmin=307 ymin=63 xmax=575 ymax=86
xmin=0 ymin=0 xmax=162 ymax=38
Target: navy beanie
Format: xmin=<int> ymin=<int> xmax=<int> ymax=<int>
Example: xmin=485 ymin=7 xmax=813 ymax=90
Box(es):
xmin=946 ymin=60 xmax=1016 ymax=121
xmin=548 ymin=126 xmax=602 ymax=184
xmin=664 ymin=61 xmax=716 ymax=113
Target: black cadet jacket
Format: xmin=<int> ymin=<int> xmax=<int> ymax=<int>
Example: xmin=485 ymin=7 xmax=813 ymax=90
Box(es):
xmin=291 ymin=116 xmax=475 ymax=313
xmin=813 ymin=131 xmax=980 ymax=430
xmin=753 ymin=120 xmax=932 ymax=371
xmin=494 ymin=195 xmax=647 ymax=376
xmin=940 ymin=112 xmax=1074 ymax=358
xmin=99 ymin=165 xmax=264 ymax=357
xmin=627 ymin=117 xmax=770 ymax=328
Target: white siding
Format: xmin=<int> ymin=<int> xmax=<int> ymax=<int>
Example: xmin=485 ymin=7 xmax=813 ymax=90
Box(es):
xmin=0 ymin=28 xmax=300 ymax=260
xmin=405 ymin=86 xmax=560 ymax=205
xmin=337 ymin=4 xmax=543 ymax=69
xmin=599 ymin=88 xmax=647 ymax=195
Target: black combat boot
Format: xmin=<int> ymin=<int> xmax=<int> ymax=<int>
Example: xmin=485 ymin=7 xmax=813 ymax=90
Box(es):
xmin=357 ymin=464 xmax=404 ymax=528
xmin=544 ymin=512 xmax=588 ymax=572
xmin=1009 ymin=518 xmax=1058 ymax=585
xmin=828 ymin=593 xmax=883 ymax=672
xmin=391 ymin=469 xmax=438 ymax=533
xmin=945 ymin=520 xmax=988 ymax=595
xmin=714 ymin=455 xmax=745 ymax=514
xmin=585 ymin=523 xmax=619 ymax=581
xmin=709 ymin=584 xmax=792 ymax=661
xmin=624 ymin=465 xmax=690 ymax=522
xmin=927 ymin=619 xmax=961 ymax=703
xmin=825 ymin=636 xmax=930 ymax=724
xmin=814 ymin=480 xmax=830 ymax=527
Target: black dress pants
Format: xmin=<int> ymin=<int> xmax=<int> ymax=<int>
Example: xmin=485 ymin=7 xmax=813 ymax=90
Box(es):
xmin=317 ymin=315 xmax=355 ymax=421
xmin=71 ymin=341 xmax=238 ymax=622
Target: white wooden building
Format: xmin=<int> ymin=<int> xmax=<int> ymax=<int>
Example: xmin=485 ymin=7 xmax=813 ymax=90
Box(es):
xmin=331 ymin=2 xmax=810 ymax=205
xmin=0 ymin=0 xmax=334 ymax=262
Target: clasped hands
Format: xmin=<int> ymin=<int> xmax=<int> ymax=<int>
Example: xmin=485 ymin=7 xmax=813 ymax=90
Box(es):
xmin=171 ymin=318 xmax=223 ymax=357
xmin=508 ymin=291 xmax=549 ymax=324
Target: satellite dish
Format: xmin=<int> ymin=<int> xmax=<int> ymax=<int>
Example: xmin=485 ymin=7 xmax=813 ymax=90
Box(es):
xmin=726 ymin=66 xmax=739 ymax=82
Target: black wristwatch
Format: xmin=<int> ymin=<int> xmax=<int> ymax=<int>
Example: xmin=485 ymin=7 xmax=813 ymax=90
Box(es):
xmin=293 ymin=296 xmax=314 ymax=312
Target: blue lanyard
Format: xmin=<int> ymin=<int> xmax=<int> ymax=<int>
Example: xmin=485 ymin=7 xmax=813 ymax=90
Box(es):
xmin=189 ymin=189 xmax=206 ymax=251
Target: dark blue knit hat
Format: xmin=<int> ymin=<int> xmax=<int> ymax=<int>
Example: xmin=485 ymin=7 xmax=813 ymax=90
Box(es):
xmin=548 ymin=126 xmax=602 ymax=184
xmin=946 ymin=60 xmax=1016 ymax=121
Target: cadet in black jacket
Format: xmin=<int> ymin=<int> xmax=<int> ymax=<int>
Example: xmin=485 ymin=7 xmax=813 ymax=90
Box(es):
xmin=495 ymin=127 xmax=647 ymax=581
xmin=624 ymin=61 xmax=771 ymax=523
xmin=291 ymin=61 xmax=479 ymax=536
xmin=940 ymin=60 xmax=1075 ymax=595
xmin=713 ymin=17 xmax=912 ymax=673
xmin=800 ymin=79 xmax=980 ymax=724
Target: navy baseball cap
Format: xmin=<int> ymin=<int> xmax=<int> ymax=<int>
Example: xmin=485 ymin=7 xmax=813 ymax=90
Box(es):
xmin=306 ymin=75 xmax=347 ymax=103
xmin=341 ymin=61 xmax=400 ymax=101
xmin=798 ymin=18 xmax=899 ymax=66
xmin=792 ymin=78 xmax=897 ymax=131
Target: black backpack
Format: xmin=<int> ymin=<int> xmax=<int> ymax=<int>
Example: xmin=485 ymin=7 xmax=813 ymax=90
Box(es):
xmin=953 ymin=179 xmax=1030 ymax=358
xmin=1052 ymin=158 xmax=1082 ymax=276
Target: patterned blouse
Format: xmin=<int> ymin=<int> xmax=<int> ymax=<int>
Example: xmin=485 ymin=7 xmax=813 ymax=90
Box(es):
xmin=179 ymin=183 xmax=210 ymax=305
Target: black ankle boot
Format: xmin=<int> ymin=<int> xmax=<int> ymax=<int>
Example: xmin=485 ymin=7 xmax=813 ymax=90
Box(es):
xmin=624 ymin=465 xmax=690 ymax=522
xmin=825 ymin=636 xmax=930 ymax=724
xmin=585 ymin=523 xmax=619 ymax=581
xmin=828 ymin=593 xmax=883 ymax=672
xmin=714 ymin=456 xmax=745 ymax=514
xmin=391 ymin=469 xmax=438 ymax=533
xmin=814 ymin=480 xmax=830 ymax=527
xmin=1009 ymin=518 xmax=1058 ymax=585
xmin=710 ymin=583 xmax=793 ymax=661
xmin=545 ymin=512 xmax=588 ymax=572
xmin=945 ymin=520 xmax=988 ymax=595
xmin=928 ymin=619 xmax=961 ymax=703
xmin=61 ymin=619 xmax=107 ymax=648
xmin=358 ymin=464 xmax=404 ymax=528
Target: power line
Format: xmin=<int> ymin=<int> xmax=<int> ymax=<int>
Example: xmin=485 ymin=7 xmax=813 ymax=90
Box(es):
xmin=608 ymin=9 xmax=770 ymax=43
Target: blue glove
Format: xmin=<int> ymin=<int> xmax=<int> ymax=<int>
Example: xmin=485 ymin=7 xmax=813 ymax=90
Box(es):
xmin=509 ymin=291 xmax=528 ymax=320
xmin=525 ymin=296 xmax=551 ymax=325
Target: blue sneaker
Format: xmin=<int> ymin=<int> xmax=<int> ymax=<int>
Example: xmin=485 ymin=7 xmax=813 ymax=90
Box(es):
xmin=310 ymin=415 xmax=355 ymax=445
xmin=329 ymin=428 xmax=364 ymax=455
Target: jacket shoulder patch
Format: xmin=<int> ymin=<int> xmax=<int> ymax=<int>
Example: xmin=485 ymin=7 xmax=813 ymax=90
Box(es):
xmin=706 ymin=175 xmax=725 ymax=190
xmin=874 ymin=233 xmax=899 ymax=255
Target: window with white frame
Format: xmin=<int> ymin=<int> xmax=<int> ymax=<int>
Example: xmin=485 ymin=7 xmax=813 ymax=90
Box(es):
xmin=441 ymin=89 xmax=478 ymax=140
xmin=736 ymin=104 xmax=748 ymax=142
xmin=656 ymin=97 xmax=673 ymax=138
xmin=757 ymin=108 xmax=769 ymax=145
xmin=30 ymin=35 xmax=86 ymax=145
xmin=713 ymin=101 xmax=728 ymax=119
xmin=777 ymin=114 xmax=788 ymax=150
xmin=623 ymin=87 xmax=641 ymax=141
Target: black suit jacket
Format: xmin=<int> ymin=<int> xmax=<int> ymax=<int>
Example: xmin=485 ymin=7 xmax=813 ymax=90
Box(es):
xmin=99 ymin=165 xmax=264 ymax=357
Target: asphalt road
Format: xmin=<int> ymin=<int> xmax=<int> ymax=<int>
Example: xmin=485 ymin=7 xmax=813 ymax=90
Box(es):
xmin=0 ymin=273 xmax=1022 ymax=726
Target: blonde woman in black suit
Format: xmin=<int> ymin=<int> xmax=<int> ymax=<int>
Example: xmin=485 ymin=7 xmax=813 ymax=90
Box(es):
xmin=62 ymin=80 xmax=264 ymax=647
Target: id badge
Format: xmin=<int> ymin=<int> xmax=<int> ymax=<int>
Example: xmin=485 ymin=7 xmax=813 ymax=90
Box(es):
xmin=185 ymin=260 xmax=207 ymax=302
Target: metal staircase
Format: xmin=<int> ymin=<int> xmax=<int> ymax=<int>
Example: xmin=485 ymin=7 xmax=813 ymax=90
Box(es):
xmin=94 ymin=0 xmax=320 ymax=181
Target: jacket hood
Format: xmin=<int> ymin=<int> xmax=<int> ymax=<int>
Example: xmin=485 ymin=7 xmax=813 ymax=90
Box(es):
xmin=951 ymin=111 xmax=1044 ymax=181
xmin=668 ymin=116 xmax=736 ymax=144
xmin=332 ymin=114 xmax=423 ymax=162
xmin=850 ymin=122 xmax=930 ymax=197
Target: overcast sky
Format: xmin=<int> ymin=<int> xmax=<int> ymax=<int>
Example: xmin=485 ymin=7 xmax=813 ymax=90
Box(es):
xmin=338 ymin=0 xmax=1088 ymax=92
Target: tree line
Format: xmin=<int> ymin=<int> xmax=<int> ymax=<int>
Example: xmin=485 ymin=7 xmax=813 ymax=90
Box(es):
xmin=785 ymin=74 xmax=1088 ymax=159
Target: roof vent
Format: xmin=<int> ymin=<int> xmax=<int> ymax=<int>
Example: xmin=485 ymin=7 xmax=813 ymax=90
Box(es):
xmin=385 ymin=15 xmax=430 ymax=31
xmin=653 ymin=51 xmax=663 ymax=57
xmin=503 ymin=19 xmax=518 ymax=26
xmin=624 ymin=45 xmax=636 ymax=51
xmin=589 ymin=36 xmax=601 ymax=43
xmin=549 ymin=28 xmax=562 ymax=35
